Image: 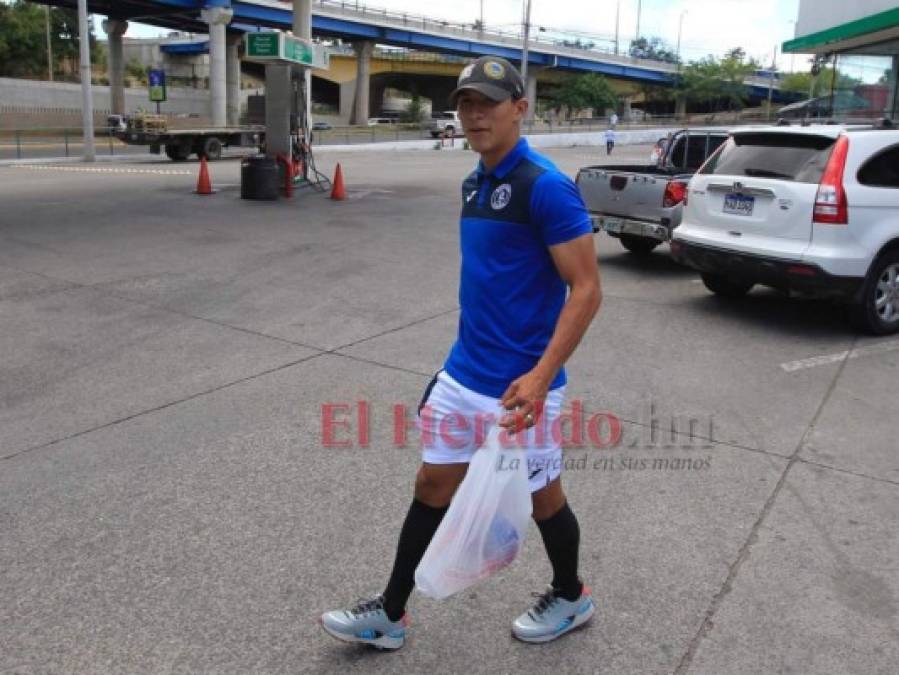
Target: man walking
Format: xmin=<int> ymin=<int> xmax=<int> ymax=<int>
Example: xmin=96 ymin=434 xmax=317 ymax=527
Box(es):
xmin=605 ymin=127 xmax=616 ymax=155
xmin=320 ymin=56 xmax=602 ymax=650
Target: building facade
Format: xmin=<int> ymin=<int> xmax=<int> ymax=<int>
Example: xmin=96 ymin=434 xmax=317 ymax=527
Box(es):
xmin=783 ymin=2 xmax=898 ymax=121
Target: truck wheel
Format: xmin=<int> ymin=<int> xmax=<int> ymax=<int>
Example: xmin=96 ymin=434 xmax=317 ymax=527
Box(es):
xmin=701 ymin=272 xmax=754 ymax=298
xmin=849 ymin=251 xmax=899 ymax=335
xmin=431 ymin=131 xmax=440 ymax=138
xmin=620 ymin=235 xmax=659 ymax=256
xmin=164 ymin=143 xmax=190 ymax=161
xmin=199 ymin=137 xmax=223 ymax=161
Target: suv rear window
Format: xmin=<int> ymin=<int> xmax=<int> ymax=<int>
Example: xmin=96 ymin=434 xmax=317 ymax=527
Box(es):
xmin=698 ymin=133 xmax=836 ymax=183
xmin=433 ymin=112 xmax=456 ymax=120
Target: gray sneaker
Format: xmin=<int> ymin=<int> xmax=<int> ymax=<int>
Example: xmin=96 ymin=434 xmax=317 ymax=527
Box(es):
xmin=319 ymin=595 xmax=408 ymax=651
xmin=511 ymin=585 xmax=595 ymax=643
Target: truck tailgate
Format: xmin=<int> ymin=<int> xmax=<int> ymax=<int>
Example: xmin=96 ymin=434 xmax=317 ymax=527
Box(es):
xmin=577 ymin=167 xmax=670 ymax=222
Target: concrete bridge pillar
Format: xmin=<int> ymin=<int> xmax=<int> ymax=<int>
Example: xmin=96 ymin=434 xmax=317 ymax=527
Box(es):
xmin=675 ymin=94 xmax=687 ymax=120
xmin=524 ymin=66 xmax=550 ymax=122
xmin=226 ymin=32 xmax=242 ymax=126
xmin=201 ymin=4 xmax=234 ymax=128
xmin=102 ymin=19 xmax=128 ymax=115
xmin=339 ymin=80 xmax=356 ymax=123
xmin=350 ymin=41 xmax=374 ymax=125
xmin=621 ymin=96 xmax=634 ymax=122
xmin=526 ymin=68 xmax=539 ymax=120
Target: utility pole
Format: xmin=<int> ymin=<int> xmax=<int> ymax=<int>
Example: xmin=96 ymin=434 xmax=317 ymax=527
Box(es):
xmin=636 ymin=0 xmax=642 ymax=42
xmin=77 ymin=0 xmax=94 ymax=162
xmin=480 ymin=0 xmax=484 ymax=29
xmin=767 ymin=44 xmax=777 ymax=120
xmin=521 ymin=0 xmax=532 ymax=86
xmin=45 ymin=5 xmax=54 ymax=81
xmin=676 ymin=10 xmax=687 ymax=69
xmin=614 ymin=0 xmax=620 ymax=55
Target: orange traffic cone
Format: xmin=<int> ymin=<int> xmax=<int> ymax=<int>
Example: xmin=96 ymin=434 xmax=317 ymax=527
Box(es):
xmin=330 ymin=163 xmax=346 ymax=201
xmin=195 ymin=156 xmax=215 ymax=195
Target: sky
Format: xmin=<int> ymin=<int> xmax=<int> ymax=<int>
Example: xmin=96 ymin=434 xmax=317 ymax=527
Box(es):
xmin=118 ymin=0 xmax=807 ymax=71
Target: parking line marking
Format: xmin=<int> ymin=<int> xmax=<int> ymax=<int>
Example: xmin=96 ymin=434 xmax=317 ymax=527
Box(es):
xmin=9 ymin=165 xmax=192 ymax=176
xmin=780 ymin=338 xmax=899 ymax=372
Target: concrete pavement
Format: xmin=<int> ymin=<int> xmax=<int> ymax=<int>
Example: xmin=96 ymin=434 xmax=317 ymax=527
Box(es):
xmin=0 ymin=145 xmax=896 ymax=674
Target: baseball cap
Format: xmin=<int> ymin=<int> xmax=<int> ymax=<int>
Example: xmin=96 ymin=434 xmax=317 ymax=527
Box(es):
xmin=449 ymin=56 xmax=525 ymax=107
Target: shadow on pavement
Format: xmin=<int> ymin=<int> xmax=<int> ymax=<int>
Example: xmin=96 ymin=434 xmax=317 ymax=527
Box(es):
xmin=598 ymin=246 xmax=697 ymax=280
xmin=688 ymin=288 xmax=855 ymax=339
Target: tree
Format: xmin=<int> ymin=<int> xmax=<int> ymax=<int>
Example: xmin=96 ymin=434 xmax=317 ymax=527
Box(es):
xmin=0 ymin=1 xmax=99 ymax=80
xmin=781 ymin=67 xmax=863 ymax=99
xmin=125 ymin=57 xmax=148 ymax=85
xmin=678 ymin=48 xmax=756 ymax=111
xmin=401 ymin=94 xmax=426 ymax=123
xmin=551 ymin=73 xmax=618 ymax=118
xmin=629 ymin=37 xmax=679 ymax=64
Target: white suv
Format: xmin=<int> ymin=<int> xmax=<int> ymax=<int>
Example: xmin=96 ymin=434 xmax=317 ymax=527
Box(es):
xmin=670 ymin=123 xmax=899 ymax=334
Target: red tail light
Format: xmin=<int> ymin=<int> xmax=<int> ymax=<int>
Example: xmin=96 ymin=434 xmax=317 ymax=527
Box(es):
xmin=813 ymin=135 xmax=849 ymax=225
xmin=663 ymin=180 xmax=688 ymax=208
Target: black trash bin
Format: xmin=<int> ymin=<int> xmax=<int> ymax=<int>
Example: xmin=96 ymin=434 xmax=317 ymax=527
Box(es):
xmin=241 ymin=155 xmax=280 ymax=200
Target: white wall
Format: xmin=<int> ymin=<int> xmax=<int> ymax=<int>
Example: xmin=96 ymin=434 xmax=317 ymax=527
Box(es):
xmin=0 ymin=77 xmax=251 ymax=116
xmin=795 ymin=0 xmax=896 ymax=40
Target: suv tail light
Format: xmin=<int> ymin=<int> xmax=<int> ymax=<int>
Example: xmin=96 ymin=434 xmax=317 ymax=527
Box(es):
xmin=663 ymin=180 xmax=688 ymax=208
xmin=813 ymin=135 xmax=849 ymax=225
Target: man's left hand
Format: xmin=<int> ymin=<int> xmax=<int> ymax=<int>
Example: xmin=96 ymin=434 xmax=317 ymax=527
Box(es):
xmin=499 ymin=370 xmax=551 ymax=433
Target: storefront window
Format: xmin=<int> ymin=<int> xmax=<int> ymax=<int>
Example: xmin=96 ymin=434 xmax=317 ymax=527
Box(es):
xmin=827 ymin=40 xmax=898 ymax=120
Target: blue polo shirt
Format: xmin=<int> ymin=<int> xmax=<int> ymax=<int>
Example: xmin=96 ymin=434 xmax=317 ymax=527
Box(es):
xmin=443 ymin=138 xmax=593 ymax=398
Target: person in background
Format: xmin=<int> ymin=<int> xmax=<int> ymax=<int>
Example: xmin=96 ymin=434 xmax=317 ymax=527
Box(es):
xmin=609 ymin=112 xmax=618 ymax=129
xmin=605 ymin=127 xmax=616 ymax=155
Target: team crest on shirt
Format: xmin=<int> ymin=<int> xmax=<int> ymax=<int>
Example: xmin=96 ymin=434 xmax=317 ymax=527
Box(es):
xmin=491 ymin=183 xmax=512 ymax=210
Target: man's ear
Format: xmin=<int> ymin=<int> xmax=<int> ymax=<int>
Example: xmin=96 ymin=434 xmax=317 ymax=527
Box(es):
xmin=515 ymin=97 xmax=529 ymax=120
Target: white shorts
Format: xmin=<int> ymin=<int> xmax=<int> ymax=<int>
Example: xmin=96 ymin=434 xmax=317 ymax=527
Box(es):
xmin=417 ymin=370 xmax=566 ymax=494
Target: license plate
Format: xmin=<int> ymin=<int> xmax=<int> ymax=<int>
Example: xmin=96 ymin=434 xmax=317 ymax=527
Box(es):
xmin=723 ymin=194 xmax=754 ymax=216
xmin=603 ymin=217 xmax=622 ymax=233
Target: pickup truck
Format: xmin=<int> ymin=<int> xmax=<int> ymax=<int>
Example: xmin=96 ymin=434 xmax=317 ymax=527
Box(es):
xmin=576 ymin=128 xmax=730 ymax=255
xmin=427 ymin=111 xmax=462 ymax=138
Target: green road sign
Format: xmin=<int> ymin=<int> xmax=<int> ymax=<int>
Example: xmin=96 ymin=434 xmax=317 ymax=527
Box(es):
xmin=244 ymin=31 xmax=329 ymax=69
xmin=246 ymin=33 xmax=280 ymax=59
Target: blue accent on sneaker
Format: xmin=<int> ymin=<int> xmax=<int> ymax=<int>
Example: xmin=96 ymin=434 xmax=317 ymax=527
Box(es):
xmin=512 ymin=585 xmax=596 ymax=643
xmin=554 ymin=617 xmax=574 ymax=635
xmin=320 ymin=595 xmax=407 ymax=651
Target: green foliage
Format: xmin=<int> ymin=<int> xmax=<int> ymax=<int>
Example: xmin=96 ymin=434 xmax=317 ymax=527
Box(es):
xmin=0 ymin=1 xmax=98 ymax=79
xmin=781 ymin=67 xmax=864 ymax=99
xmin=629 ymin=37 xmax=679 ymax=64
xmin=678 ymin=48 xmax=756 ymax=110
xmin=400 ymin=94 xmax=425 ymax=123
xmin=551 ymin=73 xmax=618 ymax=118
xmin=125 ymin=57 xmax=148 ymax=85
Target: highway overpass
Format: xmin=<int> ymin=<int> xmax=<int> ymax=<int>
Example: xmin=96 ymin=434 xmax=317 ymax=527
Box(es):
xmin=40 ymin=0 xmax=789 ymax=124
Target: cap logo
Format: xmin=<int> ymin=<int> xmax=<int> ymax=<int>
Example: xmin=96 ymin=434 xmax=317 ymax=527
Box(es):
xmin=491 ymin=183 xmax=512 ymax=210
xmin=483 ymin=61 xmax=506 ymax=80
xmin=459 ymin=64 xmax=475 ymax=83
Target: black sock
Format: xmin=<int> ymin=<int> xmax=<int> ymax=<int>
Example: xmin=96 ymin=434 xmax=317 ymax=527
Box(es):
xmin=382 ymin=499 xmax=448 ymax=622
xmin=535 ymin=502 xmax=583 ymax=602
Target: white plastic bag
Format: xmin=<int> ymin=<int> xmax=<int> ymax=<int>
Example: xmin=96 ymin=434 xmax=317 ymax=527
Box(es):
xmin=414 ymin=423 xmax=532 ymax=600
